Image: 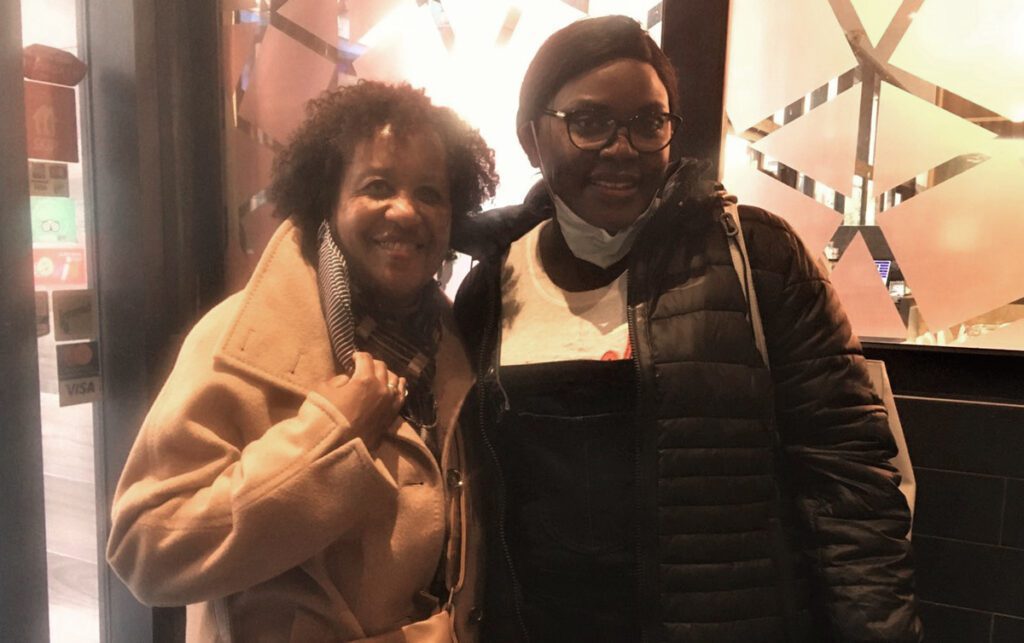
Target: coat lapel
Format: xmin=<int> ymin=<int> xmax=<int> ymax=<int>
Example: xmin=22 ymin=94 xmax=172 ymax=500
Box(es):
xmin=213 ymin=218 xmax=475 ymax=449
xmin=215 ymin=219 xmax=335 ymax=397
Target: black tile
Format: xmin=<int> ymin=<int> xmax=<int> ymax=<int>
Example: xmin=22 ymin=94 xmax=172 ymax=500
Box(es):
xmin=915 ymin=535 xmax=1024 ymax=618
xmin=897 ymin=398 xmax=1024 ymax=478
xmin=913 ymin=469 xmax=1005 ymax=544
xmin=918 ymin=602 xmax=991 ymax=643
xmin=993 ymin=615 xmax=1024 ymax=643
xmin=863 ymin=345 xmax=1024 ymax=404
xmin=1003 ymin=479 xmax=1024 ymax=549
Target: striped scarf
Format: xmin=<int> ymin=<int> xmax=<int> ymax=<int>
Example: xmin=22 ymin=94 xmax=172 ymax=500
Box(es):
xmin=315 ymin=221 xmax=441 ymax=451
xmin=316 ymin=220 xmax=357 ymax=371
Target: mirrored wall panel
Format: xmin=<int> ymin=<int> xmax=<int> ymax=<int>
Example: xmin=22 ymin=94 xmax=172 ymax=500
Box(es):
xmin=722 ymin=0 xmax=1024 ymax=349
xmin=220 ymin=0 xmax=664 ymax=293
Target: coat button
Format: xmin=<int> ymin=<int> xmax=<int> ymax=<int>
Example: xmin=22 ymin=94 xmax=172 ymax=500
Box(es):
xmin=446 ymin=468 xmax=464 ymax=490
xmin=468 ymin=607 xmax=483 ymax=624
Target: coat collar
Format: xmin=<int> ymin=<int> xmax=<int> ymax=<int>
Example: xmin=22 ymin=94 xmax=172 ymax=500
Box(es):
xmin=449 ymin=180 xmax=552 ymax=261
xmin=213 ymin=219 xmax=474 ymax=413
xmin=214 ymin=219 xmax=336 ymax=397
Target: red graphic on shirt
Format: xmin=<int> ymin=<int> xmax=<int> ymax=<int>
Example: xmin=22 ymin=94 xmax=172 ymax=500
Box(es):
xmin=600 ymin=340 xmax=633 ymax=361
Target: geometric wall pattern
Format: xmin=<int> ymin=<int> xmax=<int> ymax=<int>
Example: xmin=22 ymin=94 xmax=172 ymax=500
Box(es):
xmin=723 ymin=0 xmax=1024 ymax=350
xmin=220 ymin=0 xmax=665 ymax=292
xmin=828 ymin=231 xmax=908 ymax=339
xmin=725 ymin=0 xmax=857 ymax=134
xmin=888 ymin=0 xmax=1024 ymax=123
xmin=878 ymin=154 xmax=1024 ymax=334
xmin=872 ymin=81 xmax=996 ymax=195
xmin=751 ymin=82 xmax=863 ymax=196
xmin=849 ymin=0 xmax=901 ymax=46
xmin=725 ymin=163 xmax=843 ymax=261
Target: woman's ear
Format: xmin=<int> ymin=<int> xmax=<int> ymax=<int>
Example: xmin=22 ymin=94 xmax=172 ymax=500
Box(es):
xmin=517 ymin=121 xmax=541 ymax=169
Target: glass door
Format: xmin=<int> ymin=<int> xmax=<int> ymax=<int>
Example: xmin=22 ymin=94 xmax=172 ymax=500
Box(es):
xmin=21 ymin=1 xmax=101 ymax=641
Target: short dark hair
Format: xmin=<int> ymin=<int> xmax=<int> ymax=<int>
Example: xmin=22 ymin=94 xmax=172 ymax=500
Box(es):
xmin=516 ymin=15 xmax=679 ymax=133
xmin=270 ymin=80 xmax=498 ymax=261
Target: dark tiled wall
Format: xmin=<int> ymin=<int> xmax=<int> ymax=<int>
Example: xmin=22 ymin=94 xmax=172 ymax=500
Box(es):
xmin=898 ymin=397 xmax=1024 ymax=642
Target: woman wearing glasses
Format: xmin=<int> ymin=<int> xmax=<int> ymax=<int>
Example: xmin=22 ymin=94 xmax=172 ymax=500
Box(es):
xmin=452 ymin=15 xmax=920 ymax=642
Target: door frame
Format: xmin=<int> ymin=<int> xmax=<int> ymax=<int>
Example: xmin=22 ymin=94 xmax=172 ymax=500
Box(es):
xmin=0 ymin=0 xmax=51 ymax=639
xmin=79 ymin=0 xmax=225 ymax=639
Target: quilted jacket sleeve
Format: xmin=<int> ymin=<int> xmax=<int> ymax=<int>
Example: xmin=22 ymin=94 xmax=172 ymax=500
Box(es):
xmin=106 ymin=302 xmax=399 ymax=607
xmin=748 ymin=210 xmax=923 ymax=642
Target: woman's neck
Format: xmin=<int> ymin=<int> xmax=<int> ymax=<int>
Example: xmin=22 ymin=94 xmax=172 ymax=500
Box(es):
xmin=537 ymin=219 xmax=628 ymax=292
xmin=350 ymin=277 xmax=427 ymax=322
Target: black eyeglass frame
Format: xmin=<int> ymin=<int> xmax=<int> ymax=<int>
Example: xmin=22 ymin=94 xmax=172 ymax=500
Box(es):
xmin=540 ymin=108 xmax=682 ymax=152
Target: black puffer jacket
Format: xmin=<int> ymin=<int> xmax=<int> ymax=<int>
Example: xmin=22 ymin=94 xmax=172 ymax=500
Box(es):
xmin=452 ymin=162 xmax=922 ymax=642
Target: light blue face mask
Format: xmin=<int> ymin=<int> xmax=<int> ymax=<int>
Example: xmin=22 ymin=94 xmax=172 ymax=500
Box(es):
xmin=549 ymin=191 xmax=660 ymax=268
xmin=531 ymin=122 xmax=661 ymax=269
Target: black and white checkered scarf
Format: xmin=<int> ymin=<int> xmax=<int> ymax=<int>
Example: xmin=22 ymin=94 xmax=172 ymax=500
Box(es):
xmin=315 ymin=221 xmax=441 ymax=450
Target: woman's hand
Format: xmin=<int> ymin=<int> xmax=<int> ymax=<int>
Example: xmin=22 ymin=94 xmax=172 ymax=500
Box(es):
xmin=315 ymin=352 xmax=406 ymax=450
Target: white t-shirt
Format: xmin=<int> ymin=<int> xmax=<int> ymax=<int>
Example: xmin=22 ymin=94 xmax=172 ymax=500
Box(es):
xmin=500 ymin=222 xmax=631 ymax=365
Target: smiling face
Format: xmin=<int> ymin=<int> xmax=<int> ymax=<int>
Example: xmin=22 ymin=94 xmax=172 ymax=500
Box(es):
xmin=331 ymin=126 xmax=452 ymax=310
xmin=523 ymin=58 xmax=672 ymax=233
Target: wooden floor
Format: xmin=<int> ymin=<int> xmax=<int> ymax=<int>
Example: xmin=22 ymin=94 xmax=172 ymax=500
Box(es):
xmin=40 ymin=374 xmax=101 ymax=643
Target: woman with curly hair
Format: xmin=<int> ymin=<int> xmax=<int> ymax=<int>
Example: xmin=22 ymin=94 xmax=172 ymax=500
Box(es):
xmin=107 ymin=81 xmax=497 ymax=642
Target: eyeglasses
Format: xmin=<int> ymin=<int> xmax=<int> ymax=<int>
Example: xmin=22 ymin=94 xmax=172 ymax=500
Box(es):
xmin=541 ymin=108 xmax=681 ymax=152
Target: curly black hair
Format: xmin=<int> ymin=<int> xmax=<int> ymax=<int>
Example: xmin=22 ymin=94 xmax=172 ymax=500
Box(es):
xmin=269 ymin=80 xmax=498 ymax=262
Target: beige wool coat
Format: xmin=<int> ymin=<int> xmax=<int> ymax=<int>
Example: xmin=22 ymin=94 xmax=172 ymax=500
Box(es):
xmin=107 ymin=219 xmax=482 ymax=642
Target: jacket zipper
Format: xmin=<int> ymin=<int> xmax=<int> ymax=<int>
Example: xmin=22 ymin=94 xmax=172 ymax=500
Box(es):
xmin=475 ymin=259 xmax=528 ymax=640
xmin=626 ymin=270 xmax=650 ymax=643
